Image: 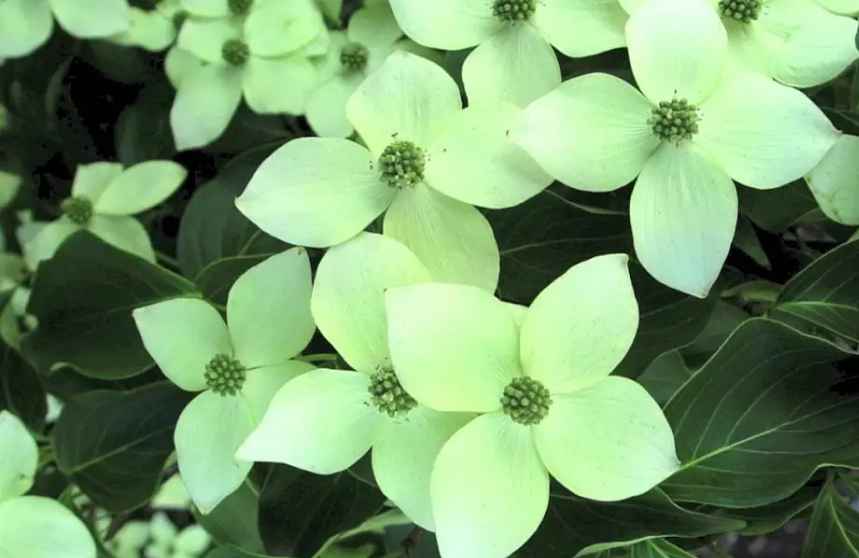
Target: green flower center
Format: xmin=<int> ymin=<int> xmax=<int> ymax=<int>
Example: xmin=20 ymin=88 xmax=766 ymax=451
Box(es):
xmin=340 ymin=42 xmax=369 ymax=72
xmin=649 ymin=98 xmax=700 ymax=145
xmin=492 ymin=0 xmax=536 ymax=22
xmin=222 ymin=39 xmax=250 ymax=66
xmin=205 ymin=354 xmax=246 ymax=396
xmin=61 ymin=196 xmax=93 ymax=226
xmin=229 ymin=0 xmax=254 ymax=16
xmin=379 ymin=141 xmax=425 ymax=189
xmin=501 ymin=376 xmax=551 ymax=426
xmin=718 ymin=0 xmax=762 ymax=23
xmin=368 ymin=368 xmax=417 ymax=418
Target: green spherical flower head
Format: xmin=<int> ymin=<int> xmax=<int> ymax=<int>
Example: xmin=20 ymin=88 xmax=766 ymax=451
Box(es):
xmin=648 ymin=98 xmax=700 ymax=145
xmin=229 ymin=0 xmax=254 ymax=16
xmin=368 ymin=367 xmax=417 ymax=418
xmin=501 ymin=376 xmax=551 ymax=426
xmin=718 ymin=0 xmax=762 ymax=23
xmin=61 ymin=196 xmax=93 ymax=226
xmin=222 ymin=39 xmax=250 ymax=66
xmin=492 ymin=0 xmax=536 ymax=22
xmin=340 ymin=42 xmax=369 ymax=73
xmin=205 ymin=354 xmax=246 ymax=396
xmin=379 ymin=141 xmax=425 ymax=189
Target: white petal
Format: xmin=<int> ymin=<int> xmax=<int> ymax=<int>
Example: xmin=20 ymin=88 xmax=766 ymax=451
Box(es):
xmin=240 ymin=360 xmax=314 ymax=422
xmin=432 ymin=413 xmax=549 ymax=558
xmin=243 ymin=56 xmax=318 ymax=115
xmin=807 ymin=134 xmax=859 ymax=225
xmin=388 ymin=0 xmax=501 ymax=50
xmin=535 ymin=0 xmax=628 ymax=57
xmin=306 ymin=74 xmax=363 ymax=138
xmin=170 ymin=64 xmax=243 ymax=151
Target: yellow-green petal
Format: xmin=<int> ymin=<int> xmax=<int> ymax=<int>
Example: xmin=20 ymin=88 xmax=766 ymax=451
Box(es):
xmin=630 ymin=144 xmax=737 ymax=298
xmin=71 ymin=162 xmax=124 ymax=202
xmin=521 ymin=254 xmax=639 ymax=394
xmin=94 ymin=161 xmax=187 ymax=216
xmin=347 ymin=2 xmax=401 ymax=49
xmin=385 ymin=283 xmax=520 ymax=413
xmin=514 ymin=73 xmax=658 ymax=192
xmin=133 ymin=298 xmax=232 ymax=392
xmin=177 ymin=18 xmax=241 ymax=64
xmin=388 ymin=0 xmax=501 ymax=50
xmin=384 ymin=185 xmax=499 ymax=291
xmin=311 ymin=232 xmax=430 ymax=374
xmin=240 ymin=360 xmax=313 ymax=423
xmin=0 ymin=0 xmax=53 ymax=58
xmin=236 ymin=369 xmax=382 ymax=474
xmin=175 ymin=391 xmax=255 ymax=514
xmin=235 ymin=138 xmax=394 ymax=247
xmin=242 ymin=55 xmax=317 ymax=115
xmin=170 ymin=64 xmax=243 ymax=150
xmin=227 ymin=249 xmax=315 ymax=366
xmin=0 ymin=496 xmax=96 ymax=558
xmin=88 ymin=215 xmax=156 ymax=262
xmin=50 ymin=0 xmax=128 ymax=38
xmin=807 ymin=134 xmax=859 ymax=225
xmin=431 ymin=413 xmax=549 ymax=558
xmin=244 ymin=0 xmax=325 ymax=57
xmin=535 ymin=0 xmax=627 ymax=58
xmin=0 ymin=411 xmax=37 ymax=501
xmin=534 ymin=377 xmax=679 ymax=501
xmin=306 ymin=73 xmax=363 ymax=138
xmin=21 ymin=219 xmax=80 ymax=270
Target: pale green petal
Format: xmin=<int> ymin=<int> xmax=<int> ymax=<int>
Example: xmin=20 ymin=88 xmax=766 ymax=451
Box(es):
xmin=431 ymin=413 xmax=548 ymax=558
xmin=751 ymin=0 xmax=858 ymax=87
xmin=535 ymin=0 xmax=627 ymax=57
xmin=384 ymin=185 xmax=499 ymax=291
xmin=306 ymin=73 xmax=363 ymax=138
xmin=0 ymin=496 xmax=96 ymax=558
xmin=626 ymin=0 xmax=727 ymax=104
xmin=22 ymin=219 xmax=79 ymax=270
xmin=236 ymin=369 xmax=383 ymax=474
xmin=165 ymin=47 xmax=208 ymax=90
xmin=462 ymin=24 xmax=560 ymax=107
xmin=170 ymin=64 xmax=243 ymax=150
xmin=0 ymin=170 xmax=20 ymax=209
xmin=240 ymin=360 xmax=314 ymax=422
xmin=177 ymin=18 xmax=241 ymax=64
xmin=514 ymin=73 xmax=657 ymax=192
xmin=174 ymin=525 xmax=211 ymax=554
xmin=50 ymin=0 xmax=128 ymax=38
xmin=71 ymin=162 xmax=124 ymax=202
xmin=312 ymin=232 xmax=430 ymax=374
xmin=630 ymin=144 xmax=737 ymax=298
xmin=346 ymin=51 xmax=462 ymax=156
xmin=0 ymin=0 xmax=53 ymax=58
xmin=348 ymin=3 xmax=401 ymax=49
xmin=0 ymin=411 xmax=37 ymax=501
xmin=426 ymin=102 xmax=551 ymax=208
xmin=227 ymin=249 xmax=315 ymax=366
xmin=150 ymin=512 xmax=177 ymax=544
xmin=113 ymin=8 xmax=176 ymax=51
xmin=372 ymin=408 xmax=471 ymax=531
xmin=388 ymin=0 xmax=501 ymax=49
xmin=175 ymin=391 xmax=255 ymax=514
xmin=534 ymin=377 xmax=679 ymax=501
xmin=385 ymin=284 xmax=519 ymax=412
xmin=807 ymin=134 xmax=859 ymax=225
xmin=88 ymin=215 xmax=156 ymax=262
xmin=132 ymin=298 xmax=232 ymax=392
xmin=311 ymin=30 xmax=348 ymax=84
xmin=94 ymin=161 xmax=187 ymax=216
xmin=242 ymin=56 xmax=317 ymax=115
xmin=696 ymin=72 xmax=839 ymax=189
xmin=521 ymin=254 xmax=638 ymax=393
xmin=235 ymin=138 xmax=393 ymax=247
xmin=181 ymin=0 xmax=229 ymax=17
xmin=816 ymin=0 xmax=859 ymax=14
xmin=618 ymin=0 xmax=645 ymax=12
xmin=245 ymin=0 xmax=325 ymax=57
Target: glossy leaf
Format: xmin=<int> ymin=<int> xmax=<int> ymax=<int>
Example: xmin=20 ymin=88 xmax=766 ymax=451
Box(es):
xmin=801 ymin=480 xmax=859 ymax=558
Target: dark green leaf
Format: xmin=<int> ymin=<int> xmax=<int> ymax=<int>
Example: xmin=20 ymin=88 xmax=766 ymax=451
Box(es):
xmin=734 ymin=216 xmax=771 ymax=270
xmin=22 ymin=232 xmax=197 ymax=380
xmin=52 ymin=382 xmax=192 ymax=512
xmin=491 ymin=186 xmax=632 ymax=304
xmin=177 ymin=146 xmax=287 ymax=278
xmin=0 ymin=340 xmax=46 ymax=431
xmin=801 ymin=480 xmax=859 ymax=558
xmin=518 ymin=488 xmax=743 ymax=557
xmin=663 ymin=318 xmax=859 ymax=507
xmin=680 ymin=301 xmax=748 ymax=368
xmin=638 ymin=351 xmax=692 ymax=406
xmin=206 ymin=545 xmax=275 ymax=558
xmin=115 ymin=82 xmax=175 ymax=166
xmin=709 ymin=486 xmax=818 ymax=536
xmin=738 ymin=181 xmax=821 ymax=233
xmin=197 ymin=481 xmax=266 ymax=553
xmin=624 ymin=539 xmax=696 ymax=558
xmin=258 ymin=464 xmax=386 ymax=558
xmin=771 ymin=239 xmax=859 ymax=345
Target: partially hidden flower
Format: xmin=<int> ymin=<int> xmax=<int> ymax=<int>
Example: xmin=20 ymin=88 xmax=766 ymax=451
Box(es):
xmin=0 ymin=411 xmax=97 ymax=558
xmin=514 ymin=0 xmax=839 ymax=297
xmin=237 ymin=233 xmax=471 ymax=530
xmin=133 ymin=248 xmax=316 ymax=513
xmin=170 ymin=0 xmax=326 ymax=149
xmin=389 ymin=0 xmax=630 ymax=106
xmin=20 ymin=160 xmax=187 ymax=270
xmin=110 ymin=0 xmax=184 ymax=52
xmin=0 ymin=0 xmax=129 ymax=59
xmin=806 ymin=134 xmax=859 ymax=226
xmin=384 ymin=254 xmax=680 ymax=558
xmin=237 ymin=51 xmax=553 ymax=292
